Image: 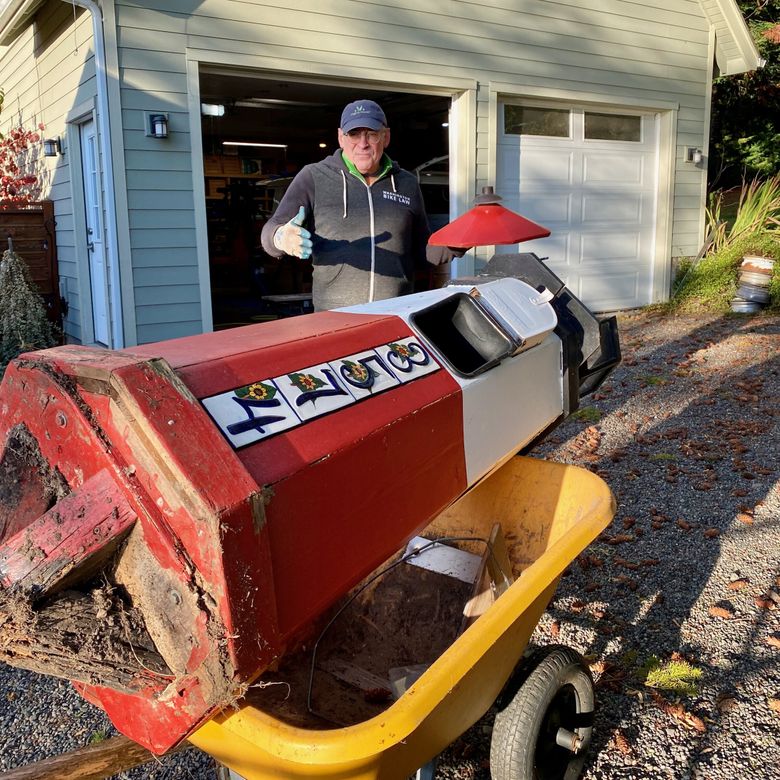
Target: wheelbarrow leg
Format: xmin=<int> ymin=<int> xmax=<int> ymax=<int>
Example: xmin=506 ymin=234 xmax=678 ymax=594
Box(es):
xmin=414 ymin=758 xmax=436 ymax=780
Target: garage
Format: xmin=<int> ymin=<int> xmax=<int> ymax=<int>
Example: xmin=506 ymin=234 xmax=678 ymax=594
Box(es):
xmin=198 ymin=70 xmax=451 ymax=327
xmin=496 ymin=102 xmax=659 ymax=312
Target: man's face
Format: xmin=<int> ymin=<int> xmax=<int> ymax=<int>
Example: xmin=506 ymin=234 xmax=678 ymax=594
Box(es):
xmin=338 ymin=127 xmax=390 ymax=176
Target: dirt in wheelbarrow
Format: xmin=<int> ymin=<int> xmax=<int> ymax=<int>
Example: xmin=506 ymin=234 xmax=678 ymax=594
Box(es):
xmin=245 ymin=553 xmax=473 ymax=729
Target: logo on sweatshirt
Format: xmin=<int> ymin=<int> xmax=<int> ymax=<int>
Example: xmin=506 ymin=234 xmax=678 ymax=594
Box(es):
xmin=383 ymin=191 xmax=411 ymax=207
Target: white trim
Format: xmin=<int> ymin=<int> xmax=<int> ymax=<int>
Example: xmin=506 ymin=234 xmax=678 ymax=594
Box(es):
xmin=191 ymin=50 xmax=477 ymax=95
xmin=65 ymin=114 xmax=97 ymax=345
xmin=653 ymin=109 xmax=676 ymax=303
xmin=448 ymin=88 xmax=477 ymax=278
xmin=68 ymin=0 xmax=124 ymax=349
xmin=100 ymin=0 xmax=137 ymax=346
xmin=490 ymin=82 xmax=680 ymax=113
xmin=186 ymin=58 xmax=214 ymax=334
xmin=66 ymin=97 xmax=97 ymax=125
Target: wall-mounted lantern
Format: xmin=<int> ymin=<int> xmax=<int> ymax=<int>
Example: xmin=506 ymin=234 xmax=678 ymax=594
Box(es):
xmin=43 ymin=137 xmax=62 ymax=157
xmin=686 ymin=147 xmax=704 ymax=165
xmin=148 ymin=113 xmax=169 ymax=139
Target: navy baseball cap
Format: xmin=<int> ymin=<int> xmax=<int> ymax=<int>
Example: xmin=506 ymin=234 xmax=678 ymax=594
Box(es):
xmin=340 ymin=100 xmax=387 ymax=132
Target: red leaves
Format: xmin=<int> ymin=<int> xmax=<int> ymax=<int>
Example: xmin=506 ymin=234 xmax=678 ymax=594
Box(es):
xmin=0 ymin=125 xmax=42 ymax=206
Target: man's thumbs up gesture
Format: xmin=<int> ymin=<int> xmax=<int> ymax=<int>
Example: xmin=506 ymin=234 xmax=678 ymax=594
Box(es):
xmin=272 ymin=206 xmax=312 ymax=259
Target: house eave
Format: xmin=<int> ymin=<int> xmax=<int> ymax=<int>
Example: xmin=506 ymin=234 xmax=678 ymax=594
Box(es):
xmin=0 ymin=0 xmax=45 ymax=45
xmin=710 ymin=0 xmax=763 ymax=75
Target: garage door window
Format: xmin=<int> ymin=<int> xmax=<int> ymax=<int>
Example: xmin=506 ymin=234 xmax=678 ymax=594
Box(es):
xmin=505 ymin=106 xmax=570 ymax=137
xmin=584 ymin=112 xmax=641 ymax=142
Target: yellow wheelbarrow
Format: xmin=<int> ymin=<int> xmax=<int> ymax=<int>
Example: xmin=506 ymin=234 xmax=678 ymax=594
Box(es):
xmin=191 ymin=455 xmax=615 ymax=780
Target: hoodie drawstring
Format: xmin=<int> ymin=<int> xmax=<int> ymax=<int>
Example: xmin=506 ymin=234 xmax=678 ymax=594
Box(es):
xmin=341 ymin=170 xmax=347 ymax=218
xmin=391 ymin=173 xmax=396 ymax=193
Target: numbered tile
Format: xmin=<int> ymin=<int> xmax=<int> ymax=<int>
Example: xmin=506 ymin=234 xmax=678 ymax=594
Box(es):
xmin=202 ymin=380 xmax=300 ymax=449
xmin=329 ymin=349 xmax=400 ymax=400
xmin=378 ymin=338 xmax=439 ymax=383
xmin=275 ymin=363 xmax=355 ymax=422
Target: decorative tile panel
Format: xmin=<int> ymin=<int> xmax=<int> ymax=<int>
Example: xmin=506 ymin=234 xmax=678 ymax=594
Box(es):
xmin=201 ymin=380 xmax=300 ymax=448
xmin=274 ymin=364 xmax=355 ymax=422
xmin=201 ymin=339 xmax=441 ymax=448
xmin=377 ymin=338 xmax=439 ymax=383
xmin=329 ymin=349 xmax=401 ymax=401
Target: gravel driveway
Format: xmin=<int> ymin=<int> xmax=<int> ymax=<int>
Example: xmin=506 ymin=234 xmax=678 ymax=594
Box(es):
xmin=1 ymin=310 xmax=778 ymax=779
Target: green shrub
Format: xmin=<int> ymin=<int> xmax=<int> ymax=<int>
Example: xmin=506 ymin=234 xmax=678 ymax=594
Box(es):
xmin=671 ymin=232 xmax=780 ymax=312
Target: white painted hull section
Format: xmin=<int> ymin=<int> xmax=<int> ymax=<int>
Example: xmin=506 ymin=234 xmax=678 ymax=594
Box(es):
xmin=344 ymin=280 xmax=564 ymax=486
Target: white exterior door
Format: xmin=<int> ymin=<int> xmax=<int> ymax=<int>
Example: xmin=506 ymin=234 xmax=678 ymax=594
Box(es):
xmin=79 ymin=118 xmax=110 ymax=345
xmin=497 ymin=103 xmax=658 ymax=311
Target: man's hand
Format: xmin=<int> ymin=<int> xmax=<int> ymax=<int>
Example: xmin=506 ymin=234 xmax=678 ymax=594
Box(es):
xmin=273 ymin=206 xmax=312 ymax=259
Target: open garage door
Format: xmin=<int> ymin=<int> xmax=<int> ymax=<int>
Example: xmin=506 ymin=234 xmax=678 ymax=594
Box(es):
xmin=198 ymin=70 xmax=451 ymax=328
xmin=496 ymin=102 xmax=659 ymax=312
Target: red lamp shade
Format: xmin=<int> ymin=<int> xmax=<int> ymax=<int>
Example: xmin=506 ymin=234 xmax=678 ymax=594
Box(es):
xmin=428 ymin=187 xmax=551 ymax=248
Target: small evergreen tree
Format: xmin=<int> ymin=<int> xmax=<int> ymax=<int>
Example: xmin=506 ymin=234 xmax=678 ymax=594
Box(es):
xmin=0 ymin=247 xmax=58 ymax=376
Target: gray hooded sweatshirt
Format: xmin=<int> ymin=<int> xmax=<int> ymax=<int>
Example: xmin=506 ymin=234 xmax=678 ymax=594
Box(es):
xmin=260 ymin=150 xmax=433 ymax=311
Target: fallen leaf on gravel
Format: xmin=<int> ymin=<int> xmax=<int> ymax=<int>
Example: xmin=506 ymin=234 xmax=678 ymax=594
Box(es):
xmin=727 ymin=578 xmax=750 ymax=590
xmin=589 ymin=555 xmax=604 ymax=567
xmin=693 ymin=481 xmax=713 ymax=491
xmin=754 ymin=596 xmax=777 ymax=610
xmin=766 ymin=634 xmax=780 ymax=650
xmin=677 ymin=519 xmax=692 ymax=531
xmin=641 ymin=558 xmax=661 ymax=567
xmin=769 ymin=698 xmax=780 ymax=714
xmin=709 ymin=604 xmax=735 ymax=619
xmin=716 ymin=693 xmax=738 ymax=714
xmin=584 ymin=582 xmax=600 ymax=593
xmin=703 ymin=528 xmax=720 ymax=538
xmin=612 ymin=730 xmax=632 ymax=755
xmin=650 ymin=691 xmax=706 ymax=733
xmin=731 ymin=488 xmax=749 ymax=497
xmin=737 ymin=513 xmax=754 ymax=525
xmin=615 ymin=574 xmax=638 ymax=591
xmin=622 ymin=517 xmax=636 ymax=529
xmin=605 ymin=534 xmax=635 ymax=545
xmin=614 ymin=557 xmax=641 ymax=570
xmin=569 ymin=599 xmax=587 ymax=612
xmin=550 ymin=619 xmax=561 ymax=639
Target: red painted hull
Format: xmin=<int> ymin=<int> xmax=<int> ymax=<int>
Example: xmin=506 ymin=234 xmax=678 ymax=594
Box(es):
xmin=0 ymin=311 xmax=466 ymax=752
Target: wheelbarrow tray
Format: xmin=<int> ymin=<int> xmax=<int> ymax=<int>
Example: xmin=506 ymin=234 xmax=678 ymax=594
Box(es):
xmin=190 ymin=455 xmax=615 ymax=779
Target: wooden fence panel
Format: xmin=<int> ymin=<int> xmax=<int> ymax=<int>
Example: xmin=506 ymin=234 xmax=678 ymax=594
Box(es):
xmin=0 ymin=201 xmax=61 ymax=325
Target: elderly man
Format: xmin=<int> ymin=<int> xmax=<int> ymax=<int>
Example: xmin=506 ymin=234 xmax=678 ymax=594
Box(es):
xmin=260 ymin=99 xmax=458 ymax=311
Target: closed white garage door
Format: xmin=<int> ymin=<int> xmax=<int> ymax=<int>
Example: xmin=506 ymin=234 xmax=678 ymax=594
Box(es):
xmin=496 ymin=103 xmax=658 ymax=311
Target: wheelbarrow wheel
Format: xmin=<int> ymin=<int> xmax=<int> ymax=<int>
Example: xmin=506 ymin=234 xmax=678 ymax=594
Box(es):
xmin=490 ymin=645 xmax=594 ymax=780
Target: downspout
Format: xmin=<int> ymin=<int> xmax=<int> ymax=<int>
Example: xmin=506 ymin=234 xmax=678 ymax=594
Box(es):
xmin=67 ymin=0 xmax=124 ymax=349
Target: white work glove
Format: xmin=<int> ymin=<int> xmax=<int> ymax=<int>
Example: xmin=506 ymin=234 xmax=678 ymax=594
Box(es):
xmin=273 ymin=206 xmax=312 ymax=259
